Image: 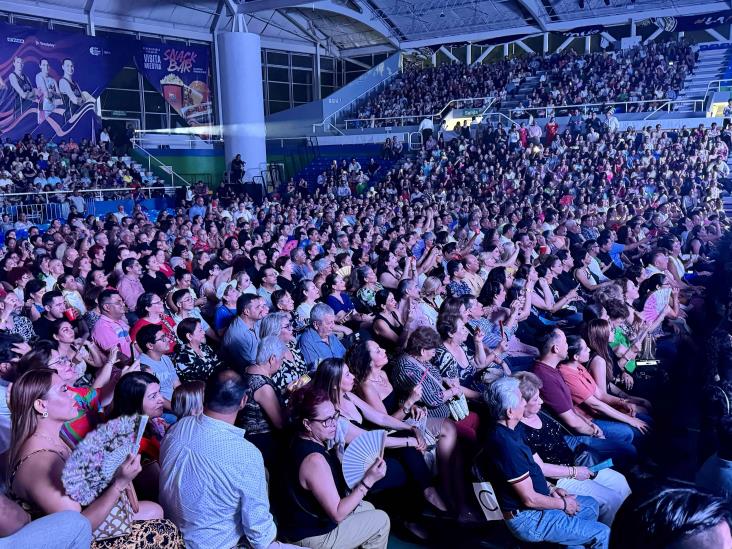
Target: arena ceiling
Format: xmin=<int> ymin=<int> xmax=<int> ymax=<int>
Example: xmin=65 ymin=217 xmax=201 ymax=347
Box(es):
xmin=1 ymin=0 xmax=730 ymax=54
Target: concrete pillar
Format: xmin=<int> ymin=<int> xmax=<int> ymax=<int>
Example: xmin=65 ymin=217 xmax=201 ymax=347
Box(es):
xmin=314 ymin=44 xmax=321 ymax=101
xmin=630 ymin=19 xmax=636 ymax=37
xmin=543 ymin=32 xmax=549 ymax=54
xmin=216 ymin=31 xmax=266 ymax=182
xmin=466 ymin=45 xmax=472 ymax=65
xmin=585 ymin=35 xmax=591 ymax=53
xmin=503 ymin=42 xmax=509 ymax=57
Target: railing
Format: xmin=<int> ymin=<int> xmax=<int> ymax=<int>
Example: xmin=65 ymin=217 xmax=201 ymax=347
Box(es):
xmin=513 ymin=97 xmax=707 ymax=119
xmin=706 ymin=78 xmax=732 ymax=93
xmin=642 ymin=99 xmax=707 ymax=119
xmin=702 ymin=78 xmax=732 ymax=112
xmin=322 ymin=69 xmax=401 ymax=129
xmin=132 ymin=129 xmax=224 ymax=147
xmin=480 ymin=111 xmax=517 ymax=127
xmin=342 ymin=96 xmax=495 ymax=130
xmin=311 ymin=121 xmax=344 ymax=135
xmin=131 ymin=141 xmax=191 ymax=188
xmin=0 ymin=186 xmax=177 ymax=225
xmin=408 ymin=131 xmax=422 ymax=151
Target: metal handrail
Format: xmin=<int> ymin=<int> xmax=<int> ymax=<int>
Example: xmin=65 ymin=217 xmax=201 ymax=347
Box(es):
xmin=481 ymin=111 xmax=517 ymax=127
xmin=702 ymin=78 xmax=732 ymax=109
xmin=343 ymin=96 xmax=495 ymax=130
xmin=131 ymin=143 xmax=190 ymax=188
xmin=132 ymin=129 xmax=224 ymax=146
xmin=706 ymin=78 xmax=732 ymax=93
xmin=0 ymin=186 xmax=177 ymax=200
xmin=514 ymin=97 xmax=706 ymax=117
xmin=642 ymin=99 xmax=707 ymax=120
xmin=311 ymin=121 xmax=345 ymax=135
xmin=322 ymin=61 xmax=402 ymax=127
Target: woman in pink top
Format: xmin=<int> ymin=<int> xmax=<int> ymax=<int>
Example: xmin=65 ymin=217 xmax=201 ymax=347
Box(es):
xmin=558 ymin=334 xmax=649 ymax=433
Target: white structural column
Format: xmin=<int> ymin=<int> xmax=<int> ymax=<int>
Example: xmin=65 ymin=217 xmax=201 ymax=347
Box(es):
xmin=216 ymin=31 xmax=266 ymax=181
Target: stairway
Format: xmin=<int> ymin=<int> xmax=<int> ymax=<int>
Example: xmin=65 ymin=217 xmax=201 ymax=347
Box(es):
xmin=498 ymin=72 xmax=545 ymax=116
xmin=291 ymin=144 xmax=398 ymax=193
xmin=675 ymin=46 xmax=732 ymax=112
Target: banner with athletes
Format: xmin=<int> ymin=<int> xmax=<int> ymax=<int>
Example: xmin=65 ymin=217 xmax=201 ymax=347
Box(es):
xmin=134 ymin=40 xmax=213 ymax=130
xmin=0 ymin=22 xmax=128 ymax=141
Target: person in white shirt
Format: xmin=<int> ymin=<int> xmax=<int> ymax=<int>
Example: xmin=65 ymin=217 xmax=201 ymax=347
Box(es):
xmin=99 ymin=127 xmax=111 ymax=150
xmin=419 ymin=117 xmax=434 ymax=143
xmin=159 ymin=369 xmax=298 ymax=549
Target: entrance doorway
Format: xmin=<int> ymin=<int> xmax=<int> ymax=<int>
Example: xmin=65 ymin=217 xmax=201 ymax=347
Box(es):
xmin=101 ymin=117 xmax=140 ymax=155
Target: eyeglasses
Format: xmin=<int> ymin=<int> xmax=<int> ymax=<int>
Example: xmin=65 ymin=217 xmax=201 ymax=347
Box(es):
xmin=310 ymin=411 xmax=340 ymax=428
xmin=155 ymin=333 xmax=171 ymax=342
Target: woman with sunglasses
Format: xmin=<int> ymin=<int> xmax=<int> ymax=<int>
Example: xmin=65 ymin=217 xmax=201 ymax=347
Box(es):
xmin=280 ymin=384 xmax=390 ymax=548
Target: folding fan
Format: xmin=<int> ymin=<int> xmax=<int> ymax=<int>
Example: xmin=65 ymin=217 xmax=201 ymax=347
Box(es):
xmin=336 ymin=265 xmax=352 ymax=279
xmin=62 ymin=415 xmax=148 ymax=505
xmin=342 ymin=429 xmax=386 ymax=489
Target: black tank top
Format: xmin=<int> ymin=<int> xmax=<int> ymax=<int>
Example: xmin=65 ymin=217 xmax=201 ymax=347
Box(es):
xmin=281 ymin=437 xmax=346 ymax=541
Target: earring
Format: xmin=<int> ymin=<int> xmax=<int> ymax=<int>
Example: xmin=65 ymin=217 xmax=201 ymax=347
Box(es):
xmin=42 ymin=411 xmax=48 ymax=418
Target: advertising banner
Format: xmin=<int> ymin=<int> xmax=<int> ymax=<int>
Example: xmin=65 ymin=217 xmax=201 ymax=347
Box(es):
xmin=0 ymin=22 xmax=127 ymax=141
xmin=642 ymin=11 xmax=732 ymax=33
xmin=134 ymin=41 xmax=213 ymax=129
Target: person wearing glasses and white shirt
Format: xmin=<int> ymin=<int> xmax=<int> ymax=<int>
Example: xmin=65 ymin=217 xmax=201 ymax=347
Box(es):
xmin=136 ymin=323 xmax=181 ymax=416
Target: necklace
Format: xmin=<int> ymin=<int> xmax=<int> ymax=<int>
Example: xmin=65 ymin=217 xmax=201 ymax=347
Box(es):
xmin=367 ymin=373 xmax=388 ymax=385
xmin=31 ymin=432 xmax=70 ymax=455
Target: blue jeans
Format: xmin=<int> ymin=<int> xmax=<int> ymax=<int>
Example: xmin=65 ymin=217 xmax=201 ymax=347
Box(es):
xmin=505 ymin=495 xmax=609 ymax=549
xmin=0 ymin=511 xmax=92 ymax=548
xmin=565 ymin=419 xmax=637 ymax=470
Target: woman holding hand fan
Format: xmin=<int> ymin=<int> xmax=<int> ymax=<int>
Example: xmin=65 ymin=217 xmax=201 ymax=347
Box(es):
xmin=281 ymin=385 xmax=390 ymax=548
xmin=6 ymin=368 xmax=183 ymax=548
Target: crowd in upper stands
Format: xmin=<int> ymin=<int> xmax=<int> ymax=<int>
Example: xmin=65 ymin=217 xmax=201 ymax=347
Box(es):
xmin=355 ymin=40 xmax=697 ymax=126
xmin=1 ymin=42 xmax=732 ymax=549
xmin=0 ymin=134 xmax=170 ymax=206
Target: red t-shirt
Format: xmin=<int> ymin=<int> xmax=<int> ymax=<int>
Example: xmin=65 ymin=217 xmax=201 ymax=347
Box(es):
xmin=130 ymin=316 xmax=176 ymax=353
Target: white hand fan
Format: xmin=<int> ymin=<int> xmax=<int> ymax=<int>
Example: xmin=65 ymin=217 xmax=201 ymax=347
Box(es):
xmin=62 ymin=414 xmax=148 ymax=505
xmin=342 ymin=429 xmax=386 ymax=489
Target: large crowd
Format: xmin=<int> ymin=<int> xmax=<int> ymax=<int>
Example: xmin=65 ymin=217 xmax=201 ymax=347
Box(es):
xmin=0 ymin=135 xmax=171 ymax=207
xmin=0 ymin=85 xmax=731 ymax=549
xmin=355 ymin=40 xmax=696 ymax=127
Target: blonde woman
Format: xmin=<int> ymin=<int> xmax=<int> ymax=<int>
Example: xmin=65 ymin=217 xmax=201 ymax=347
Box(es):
xmin=171 ymin=381 xmax=205 ymax=418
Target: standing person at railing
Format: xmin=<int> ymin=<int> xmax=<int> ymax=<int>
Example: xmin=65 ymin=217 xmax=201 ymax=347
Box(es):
xmin=419 ymin=117 xmax=433 ymax=145
xmin=230 ymin=154 xmax=245 ymax=184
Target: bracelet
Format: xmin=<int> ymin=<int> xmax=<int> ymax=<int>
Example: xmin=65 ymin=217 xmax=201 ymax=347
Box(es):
xmin=402 ymin=405 xmax=412 ymax=415
xmin=360 ymin=480 xmax=373 ymax=491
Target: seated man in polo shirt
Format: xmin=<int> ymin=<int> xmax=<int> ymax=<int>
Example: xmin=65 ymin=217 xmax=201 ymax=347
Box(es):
xmin=222 ymin=293 xmax=268 ymax=368
xmin=478 ymin=377 xmax=609 ymax=548
xmin=530 ymin=328 xmax=638 ymax=470
xmin=92 ymin=289 xmax=132 ymax=359
xmin=298 ymin=303 xmax=346 ymax=372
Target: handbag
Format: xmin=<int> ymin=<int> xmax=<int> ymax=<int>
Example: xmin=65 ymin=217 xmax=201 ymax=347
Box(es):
xmin=472 ymin=481 xmax=503 ymax=521
xmin=636 ymin=332 xmax=659 ymax=367
xmin=448 ymin=394 xmax=470 ymax=421
xmin=92 ymin=489 xmax=134 ymax=541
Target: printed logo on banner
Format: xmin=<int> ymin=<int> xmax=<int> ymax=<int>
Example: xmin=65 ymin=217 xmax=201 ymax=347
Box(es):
xmin=134 ymin=40 xmax=213 ymax=131
xmin=0 ymin=22 xmax=129 ymax=142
